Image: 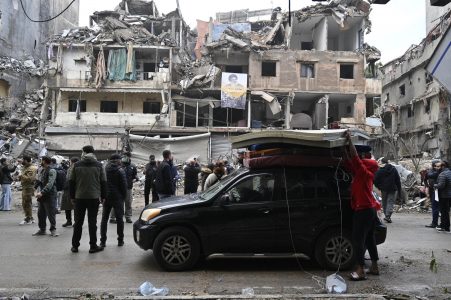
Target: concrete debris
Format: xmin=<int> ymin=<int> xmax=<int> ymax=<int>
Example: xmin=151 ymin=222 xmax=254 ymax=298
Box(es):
xmin=0 ymin=56 xmax=47 ymax=77
xmin=0 ymin=88 xmax=48 ymax=137
xmin=358 ymin=43 xmax=382 ymax=61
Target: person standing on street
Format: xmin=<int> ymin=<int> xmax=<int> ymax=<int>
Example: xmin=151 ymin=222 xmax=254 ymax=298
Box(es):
xmin=425 ymin=160 xmax=441 ymax=228
xmin=33 ymin=156 xmax=58 ymax=237
xmin=343 ymin=131 xmax=380 ymax=281
xmin=19 ymin=156 xmax=37 ymax=225
xmin=0 ymin=158 xmax=17 ymax=211
xmin=51 ymin=158 xmax=67 ymax=214
xmin=435 ymin=161 xmax=451 ymax=233
xmin=204 ymin=166 xmax=225 ymax=190
xmin=155 ymin=150 xmax=175 ymax=199
xmin=374 ymin=157 xmax=401 ymax=223
xmin=70 ymin=145 xmax=107 ymax=253
xmin=100 ymin=154 xmax=127 ymax=247
xmin=184 ymin=159 xmax=201 ymax=194
xmin=61 ymin=157 xmax=79 ymax=227
xmin=144 ymin=155 xmax=158 ymax=205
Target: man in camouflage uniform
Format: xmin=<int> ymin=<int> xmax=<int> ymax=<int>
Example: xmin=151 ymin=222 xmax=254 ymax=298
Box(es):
xmin=19 ymin=156 xmax=37 ymax=225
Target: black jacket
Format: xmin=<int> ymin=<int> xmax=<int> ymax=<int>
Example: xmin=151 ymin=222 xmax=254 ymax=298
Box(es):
xmin=426 ymin=169 xmax=439 ymax=189
xmin=105 ymin=162 xmax=127 ymax=202
xmin=436 ymin=168 xmax=451 ymax=199
xmin=374 ymin=163 xmax=401 ymax=193
xmin=123 ymin=162 xmax=138 ymax=190
xmin=1 ymin=164 xmax=16 ymax=184
xmin=184 ymin=163 xmax=201 ymax=191
xmin=155 ymin=160 xmax=175 ymax=195
xmin=144 ymin=162 xmax=157 ymax=185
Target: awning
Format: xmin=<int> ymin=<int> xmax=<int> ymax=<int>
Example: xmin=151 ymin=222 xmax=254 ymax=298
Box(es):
xmin=59 ymin=87 xmax=164 ymax=94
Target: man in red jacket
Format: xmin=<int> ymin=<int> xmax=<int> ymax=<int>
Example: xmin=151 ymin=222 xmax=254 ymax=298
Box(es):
xmin=343 ymin=131 xmax=380 ymax=281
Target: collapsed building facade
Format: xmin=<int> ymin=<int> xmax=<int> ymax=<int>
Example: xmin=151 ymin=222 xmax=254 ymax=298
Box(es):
xmin=0 ymin=0 xmax=79 ymax=156
xmin=371 ymin=8 xmax=451 ymax=161
xmin=44 ymin=0 xmax=382 ymax=162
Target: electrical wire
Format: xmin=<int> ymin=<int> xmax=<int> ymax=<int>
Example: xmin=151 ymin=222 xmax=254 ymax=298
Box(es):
xmin=282 ymin=167 xmax=325 ymax=291
xmin=20 ymin=0 xmax=77 ymax=23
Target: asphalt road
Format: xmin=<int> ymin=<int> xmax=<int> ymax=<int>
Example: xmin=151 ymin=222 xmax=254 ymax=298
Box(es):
xmin=0 ymin=203 xmax=450 ymax=298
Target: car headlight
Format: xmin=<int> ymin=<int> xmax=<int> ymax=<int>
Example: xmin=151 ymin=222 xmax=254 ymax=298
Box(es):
xmin=140 ymin=208 xmax=161 ymax=222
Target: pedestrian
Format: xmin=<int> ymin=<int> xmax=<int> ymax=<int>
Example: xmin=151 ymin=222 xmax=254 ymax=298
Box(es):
xmin=100 ymin=154 xmax=127 ymax=248
xmin=374 ymin=157 xmax=401 ymax=223
xmin=33 ymin=156 xmax=58 ymax=237
xmin=18 ymin=156 xmax=37 ymax=225
xmin=434 ymin=161 xmax=451 ymax=233
xmin=61 ymin=157 xmax=79 ymax=227
xmin=425 ymin=160 xmax=441 ymax=228
xmin=143 ymin=154 xmax=158 ymax=205
xmin=204 ymin=166 xmax=225 ymax=190
xmin=110 ymin=152 xmax=137 ymax=224
xmin=343 ymin=131 xmax=380 ymax=281
xmin=70 ymin=145 xmax=106 ymax=253
xmin=155 ymin=150 xmax=175 ymax=199
xmin=200 ymin=163 xmax=214 ymax=191
xmin=51 ymin=158 xmax=67 ymax=214
xmin=184 ymin=159 xmax=201 ymax=194
xmin=0 ymin=158 xmax=17 ymax=211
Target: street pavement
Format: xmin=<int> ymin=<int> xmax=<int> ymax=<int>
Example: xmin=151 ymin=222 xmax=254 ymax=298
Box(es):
xmin=0 ymin=205 xmax=450 ymax=299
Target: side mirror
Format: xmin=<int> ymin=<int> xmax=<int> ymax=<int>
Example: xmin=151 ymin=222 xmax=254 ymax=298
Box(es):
xmin=219 ymin=193 xmax=230 ymax=206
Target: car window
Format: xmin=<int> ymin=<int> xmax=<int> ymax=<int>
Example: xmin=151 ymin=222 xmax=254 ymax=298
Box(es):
xmin=227 ymin=174 xmax=274 ymax=203
xmin=200 ymin=168 xmax=247 ymax=200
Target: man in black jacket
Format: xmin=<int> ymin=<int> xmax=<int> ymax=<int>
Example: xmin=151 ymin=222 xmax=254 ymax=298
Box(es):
xmin=144 ymin=155 xmax=158 ymax=205
xmin=155 ymin=150 xmax=175 ymax=199
xmin=184 ymin=159 xmax=201 ymax=194
xmin=0 ymin=158 xmax=17 ymax=211
xmin=374 ymin=157 xmax=401 ymax=223
xmin=70 ymin=145 xmax=107 ymax=253
xmin=435 ymin=161 xmax=451 ymax=233
xmin=100 ymin=154 xmax=127 ymax=247
xmin=425 ymin=160 xmax=441 ymax=228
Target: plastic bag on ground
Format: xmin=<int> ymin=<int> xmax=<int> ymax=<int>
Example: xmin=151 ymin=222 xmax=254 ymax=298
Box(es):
xmin=242 ymin=287 xmax=254 ymax=296
xmin=326 ymin=274 xmax=347 ymax=294
xmin=138 ymin=281 xmax=169 ymax=296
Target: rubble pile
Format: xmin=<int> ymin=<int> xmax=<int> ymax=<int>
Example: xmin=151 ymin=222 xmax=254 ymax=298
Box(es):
xmin=1 ymin=88 xmax=47 ymax=136
xmin=0 ymin=56 xmax=47 ymax=77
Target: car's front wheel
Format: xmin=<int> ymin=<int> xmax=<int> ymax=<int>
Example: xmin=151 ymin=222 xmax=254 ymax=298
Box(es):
xmin=153 ymin=226 xmax=200 ymax=271
xmin=315 ymin=229 xmax=354 ymax=270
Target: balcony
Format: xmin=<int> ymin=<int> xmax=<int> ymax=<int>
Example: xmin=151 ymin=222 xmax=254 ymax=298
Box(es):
xmin=54 ymin=112 xmax=170 ymax=128
xmin=83 ymin=70 xmax=170 ymax=90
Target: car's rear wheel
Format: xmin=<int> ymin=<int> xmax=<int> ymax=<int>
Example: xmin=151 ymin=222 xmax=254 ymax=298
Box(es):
xmin=315 ymin=229 xmax=354 ymax=270
xmin=153 ymin=226 xmax=200 ymax=271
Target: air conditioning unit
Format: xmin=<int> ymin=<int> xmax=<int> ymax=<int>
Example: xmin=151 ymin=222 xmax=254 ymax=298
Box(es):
xmin=430 ymin=0 xmax=451 ymax=6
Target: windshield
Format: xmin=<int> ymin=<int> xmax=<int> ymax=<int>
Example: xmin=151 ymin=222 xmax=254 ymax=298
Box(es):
xmin=199 ymin=168 xmax=248 ymax=200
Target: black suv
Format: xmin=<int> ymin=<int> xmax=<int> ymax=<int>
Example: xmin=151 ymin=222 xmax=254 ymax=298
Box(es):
xmin=134 ymin=167 xmax=386 ymax=271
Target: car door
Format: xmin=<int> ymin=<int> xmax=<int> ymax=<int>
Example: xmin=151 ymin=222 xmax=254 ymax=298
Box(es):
xmin=272 ymin=168 xmax=340 ymax=253
xmin=204 ymin=172 xmax=276 ymax=254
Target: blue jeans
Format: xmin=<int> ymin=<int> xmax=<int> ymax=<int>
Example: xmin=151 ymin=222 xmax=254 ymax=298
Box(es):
xmin=430 ymin=189 xmax=440 ymax=226
xmin=0 ymin=184 xmax=12 ymax=211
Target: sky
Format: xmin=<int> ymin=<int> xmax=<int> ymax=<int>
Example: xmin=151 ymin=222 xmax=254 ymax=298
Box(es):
xmin=79 ymin=0 xmax=427 ymax=64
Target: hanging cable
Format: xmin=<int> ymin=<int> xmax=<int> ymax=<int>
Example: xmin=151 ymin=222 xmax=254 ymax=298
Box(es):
xmin=20 ymin=0 xmax=77 ymax=23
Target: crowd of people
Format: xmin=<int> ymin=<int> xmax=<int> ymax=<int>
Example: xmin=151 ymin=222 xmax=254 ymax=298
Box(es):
xmin=0 ymin=145 xmax=239 ymax=253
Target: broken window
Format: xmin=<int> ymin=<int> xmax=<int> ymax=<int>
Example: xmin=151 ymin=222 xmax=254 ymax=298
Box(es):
xmin=143 ymin=101 xmax=160 ymax=114
xmin=407 ymin=106 xmax=414 ymax=118
xmin=261 ymin=61 xmax=277 ymax=77
xmin=301 ymin=42 xmax=313 ymax=50
xmin=175 ymin=101 xmax=196 ymax=127
xmin=300 ymin=63 xmax=315 ymax=78
xmin=339 ymin=64 xmax=354 ymax=79
xmin=100 ymin=101 xmax=118 ymax=113
xmin=225 ymin=65 xmax=244 ymax=73
xmin=399 ymin=84 xmax=406 ymax=97
xmin=68 ymin=100 xmax=86 ymax=112
xmin=425 ymin=99 xmax=431 ymax=114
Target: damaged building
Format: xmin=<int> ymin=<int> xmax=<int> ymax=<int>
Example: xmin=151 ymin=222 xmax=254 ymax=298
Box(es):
xmin=0 ymin=0 xmax=79 ymax=155
xmin=371 ymin=8 xmax=451 ymax=160
xmin=44 ymin=0 xmax=382 ymax=161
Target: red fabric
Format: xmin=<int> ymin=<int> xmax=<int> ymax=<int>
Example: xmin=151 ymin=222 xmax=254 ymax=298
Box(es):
xmin=346 ymin=155 xmax=379 ymax=211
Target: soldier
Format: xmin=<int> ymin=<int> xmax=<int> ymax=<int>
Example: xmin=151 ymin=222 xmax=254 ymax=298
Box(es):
xmin=19 ymin=156 xmax=37 ymax=225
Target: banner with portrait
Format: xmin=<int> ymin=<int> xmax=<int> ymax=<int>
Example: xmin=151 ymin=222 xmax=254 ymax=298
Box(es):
xmin=221 ymin=72 xmax=247 ymax=109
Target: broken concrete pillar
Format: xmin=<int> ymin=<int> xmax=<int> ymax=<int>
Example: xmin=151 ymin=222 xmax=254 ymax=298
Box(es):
xmin=354 ymin=94 xmax=366 ymax=124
